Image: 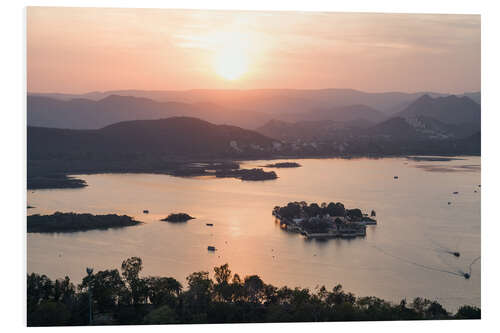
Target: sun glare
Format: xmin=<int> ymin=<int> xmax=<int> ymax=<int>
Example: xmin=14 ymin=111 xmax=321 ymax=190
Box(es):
xmin=212 ymin=32 xmax=250 ymax=81
xmin=214 ymin=47 xmax=248 ymax=80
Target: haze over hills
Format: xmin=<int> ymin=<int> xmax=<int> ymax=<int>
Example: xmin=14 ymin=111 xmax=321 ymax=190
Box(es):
xmin=28 ymin=89 xmax=481 ymax=131
xmin=27 ymin=95 xmax=270 ymax=129
xmin=396 ymin=95 xmax=481 ymax=125
xmin=257 ymin=119 xmax=371 ymax=142
xmin=28 ymin=88 xmax=481 ymax=160
xmin=284 ymin=104 xmax=387 ymax=123
xmin=29 ymin=88 xmax=480 ymax=117
xmin=258 ymin=94 xmax=481 ymax=143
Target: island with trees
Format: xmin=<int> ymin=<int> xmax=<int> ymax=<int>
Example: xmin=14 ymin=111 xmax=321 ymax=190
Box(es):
xmin=26 ymin=256 xmax=480 ymax=326
xmin=263 ymin=162 xmax=302 ymax=168
xmin=161 ymin=213 xmax=195 ymax=223
xmin=215 ymin=168 xmax=277 ymax=181
xmin=273 ymin=201 xmax=377 ymax=239
xmin=28 ymin=174 xmax=87 ymax=190
xmin=27 ymin=212 xmax=141 ymax=233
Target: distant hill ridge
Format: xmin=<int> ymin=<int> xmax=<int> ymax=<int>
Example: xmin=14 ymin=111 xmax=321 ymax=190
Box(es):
xmin=27 ymin=95 xmax=270 ymax=130
xmin=28 ymin=117 xmax=278 ymax=158
xmin=396 ymin=94 xmax=480 ymax=125
xmin=259 ymin=93 xmax=481 ymax=142
xmin=28 ymin=89 xmax=481 ymax=126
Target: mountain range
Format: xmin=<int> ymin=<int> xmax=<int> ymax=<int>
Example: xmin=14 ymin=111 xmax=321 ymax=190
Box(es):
xmin=27 ymin=89 xmax=481 ymax=160
xmin=258 ymin=94 xmax=480 ymax=142
xmin=27 ymin=95 xmax=270 ymax=129
xmin=28 ymin=89 xmax=480 ymax=130
xmin=29 ymin=88 xmax=480 ymax=110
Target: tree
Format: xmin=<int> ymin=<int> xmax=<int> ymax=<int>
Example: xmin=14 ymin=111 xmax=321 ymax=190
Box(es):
xmin=28 ymin=301 xmax=71 ymax=326
xmin=185 ymin=271 xmax=213 ymax=313
xmin=304 ymin=203 xmax=322 ymax=217
xmin=327 ymin=202 xmax=345 ymax=216
xmin=121 ymin=257 xmax=146 ymax=305
xmin=278 ymin=202 xmax=302 ymax=219
xmin=54 ymin=276 xmax=75 ymax=305
xmin=79 ymin=269 xmax=125 ymax=312
xmin=425 ymin=301 xmax=448 ymax=319
xmin=326 ymin=284 xmax=355 ymax=306
xmin=27 ymin=273 xmax=54 ymax=313
xmin=145 ymin=277 xmax=182 ymax=307
xmin=455 ymin=305 xmax=481 ymax=319
xmin=244 ymin=275 xmax=265 ymax=303
xmin=214 ymin=263 xmax=232 ymax=285
xmin=346 ymin=208 xmax=362 ymax=220
xmin=230 ymin=273 xmax=244 ymax=302
xmin=143 ymin=305 xmax=178 ymax=324
xmin=213 ymin=264 xmax=233 ymax=302
xmin=121 ymin=257 xmax=143 ymax=283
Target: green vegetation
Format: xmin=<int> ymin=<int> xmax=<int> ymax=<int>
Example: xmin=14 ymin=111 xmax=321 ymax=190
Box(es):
xmin=161 ymin=213 xmax=195 ymax=223
xmin=27 ymin=257 xmax=480 ymax=326
xmin=27 ymin=212 xmax=141 ymax=233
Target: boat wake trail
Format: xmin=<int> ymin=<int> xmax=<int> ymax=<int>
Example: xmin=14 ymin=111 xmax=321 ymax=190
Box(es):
xmin=468 ymin=256 xmax=481 ymax=276
xmin=428 ymin=238 xmax=461 ymax=257
xmin=372 ymin=245 xmax=463 ymax=277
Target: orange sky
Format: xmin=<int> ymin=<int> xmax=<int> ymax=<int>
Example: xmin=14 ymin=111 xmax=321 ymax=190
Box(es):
xmin=27 ymin=7 xmax=480 ymax=94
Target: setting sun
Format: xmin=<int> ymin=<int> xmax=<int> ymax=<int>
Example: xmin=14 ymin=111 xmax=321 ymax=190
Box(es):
xmin=213 ymin=46 xmax=249 ymax=80
xmin=211 ymin=31 xmax=251 ymax=81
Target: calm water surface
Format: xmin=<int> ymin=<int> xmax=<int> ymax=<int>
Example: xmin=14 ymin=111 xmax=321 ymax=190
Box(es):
xmin=27 ymin=157 xmax=480 ymax=311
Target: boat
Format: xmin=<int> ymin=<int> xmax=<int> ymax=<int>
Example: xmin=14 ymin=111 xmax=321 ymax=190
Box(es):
xmin=394 ymin=176 xmax=399 ymax=179
xmin=453 ymin=192 xmax=459 ymax=194
xmin=207 ymin=246 xmax=216 ymax=251
xmin=206 ymin=223 xmax=214 ymax=226
xmin=143 ymin=210 xmax=149 ymax=214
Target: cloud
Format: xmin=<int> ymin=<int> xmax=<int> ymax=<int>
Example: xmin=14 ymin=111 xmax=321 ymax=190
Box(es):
xmin=27 ymin=7 xmax=480 ymax=93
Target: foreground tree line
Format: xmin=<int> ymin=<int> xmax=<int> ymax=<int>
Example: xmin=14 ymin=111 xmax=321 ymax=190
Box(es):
xmin=27 ymin=257 xmax=480 ymax=326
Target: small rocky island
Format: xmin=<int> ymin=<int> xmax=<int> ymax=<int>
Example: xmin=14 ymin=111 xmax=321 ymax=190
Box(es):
xmin=273 ymin=201 xmax=377 ymax=239
xmin=161 ymin=213 xmax=195 ymax=222
xmin=263 ymin=162 xmax=301 ymax=168
xmin=27 ymin=212 xmax=141 ymax=233
xmin=215 ymin=168 xmax=277 ymax=181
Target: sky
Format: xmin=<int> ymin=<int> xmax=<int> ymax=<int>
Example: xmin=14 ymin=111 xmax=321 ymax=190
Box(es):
xmin=27 ymin=7 xmax=481 ymax=94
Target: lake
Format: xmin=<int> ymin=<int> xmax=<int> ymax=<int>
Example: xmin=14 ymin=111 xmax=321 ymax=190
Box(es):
xmin=27 ymin=156 xmax=481 ymax=311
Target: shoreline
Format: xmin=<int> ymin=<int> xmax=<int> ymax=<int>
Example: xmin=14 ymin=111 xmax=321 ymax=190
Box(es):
xmin=28 ymin=153 xmax=481 ymax=190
